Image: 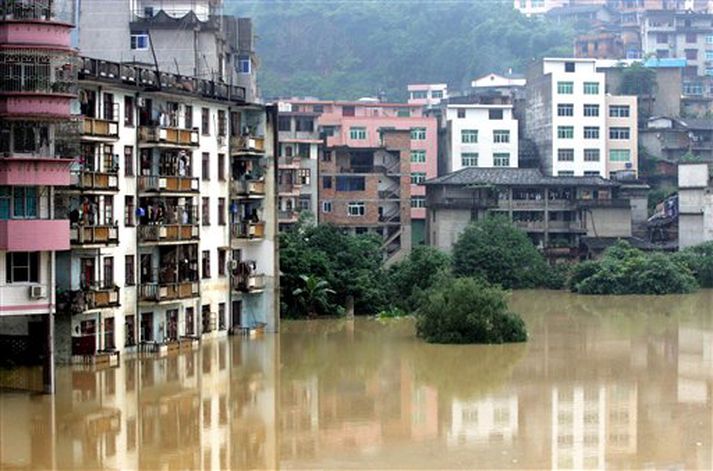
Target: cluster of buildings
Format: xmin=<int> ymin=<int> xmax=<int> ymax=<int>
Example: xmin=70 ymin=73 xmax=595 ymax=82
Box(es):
xmin=0 ymin=0 xmax=279 ymax=392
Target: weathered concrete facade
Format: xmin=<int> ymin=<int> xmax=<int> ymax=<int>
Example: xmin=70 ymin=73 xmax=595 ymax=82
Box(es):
xmin=678 ymin=162 xmax=713 ymax=248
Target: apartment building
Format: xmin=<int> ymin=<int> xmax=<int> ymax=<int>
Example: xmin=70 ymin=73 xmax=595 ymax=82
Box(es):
xmin=407 ymin=84 xmax=448 ymax=108
xmin=526 ymin=58 xmax=638 ymax=179
xmin=0 ymin=0 xmax=77 ymax=392
xmin=678 ymin=162 xmax=713 ymax=248
xmin=425 ymin=168 xmax=636 ymax=259
xmin=77 ymin=0 xmax=259 ymax=102
xmin=48 ymin=57 xmax=278 ymax=366
xmin=513 ymin=0 xmax=570 ymax=16
xmin=276 ymin=102 xmax=320 ymax=228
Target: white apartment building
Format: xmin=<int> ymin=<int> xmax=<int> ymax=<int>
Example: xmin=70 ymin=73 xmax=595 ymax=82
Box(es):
xmin=408 ymin=84 xmax=448 ymax=108
xmin=513 ymin=0 xmax=569 ymax=16
xmin=444 ymin=104 xmax=519 ymax=173
xmin=526 ymin=58 xmax=638 ymax=178
xmin=53 ymin=57 xmax=278 ymax=365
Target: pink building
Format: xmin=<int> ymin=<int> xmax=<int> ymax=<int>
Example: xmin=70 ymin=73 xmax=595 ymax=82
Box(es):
xmin=284 ymin=99 xmax=438 ymax=246
xmin=0 ymin=0 xmax=76 ymax=392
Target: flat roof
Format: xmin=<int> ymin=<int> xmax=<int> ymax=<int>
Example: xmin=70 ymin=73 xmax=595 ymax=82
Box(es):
xmin=426 ymin=167 xmax=618 ymax=188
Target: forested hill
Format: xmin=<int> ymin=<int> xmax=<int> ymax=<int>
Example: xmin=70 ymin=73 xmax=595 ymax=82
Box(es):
xmin=229 ymin=0 xmax=575 ymax=101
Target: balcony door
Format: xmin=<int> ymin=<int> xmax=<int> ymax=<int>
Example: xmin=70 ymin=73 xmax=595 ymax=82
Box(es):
xmin=103 ymin=257 xmax=113 ymax=288
xmin=166 ymin=309 xmax=178 ymax=341
xmin=231 ymin=300 xmax=242 ymax=330
xmin=140 ymin=254 xmax=152 ymax=283
xmin=81 ymin=258 xmax=95 ymax=289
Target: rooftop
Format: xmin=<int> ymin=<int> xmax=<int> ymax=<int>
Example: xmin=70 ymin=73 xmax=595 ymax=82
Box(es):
xmin=425 ymin=167 xmax=618 ymax=188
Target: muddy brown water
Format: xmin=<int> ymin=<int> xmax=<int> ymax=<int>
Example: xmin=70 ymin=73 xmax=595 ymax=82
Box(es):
xmin=2 ymin=290 xmax=713 ymax=469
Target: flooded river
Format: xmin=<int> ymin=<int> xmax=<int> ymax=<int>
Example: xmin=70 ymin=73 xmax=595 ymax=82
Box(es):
xmin=2 ymin=290 xmax=713 ymax=469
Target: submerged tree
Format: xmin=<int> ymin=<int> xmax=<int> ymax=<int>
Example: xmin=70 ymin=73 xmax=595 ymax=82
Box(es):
xmin=292 ymin=275 xmax=335 ymax=318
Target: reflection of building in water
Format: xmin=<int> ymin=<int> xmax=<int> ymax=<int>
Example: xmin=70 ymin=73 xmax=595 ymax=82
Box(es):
xmin=551 ymin=385 xmax=606 ymax=470
xmin=1 ymin=336 xmax=277 ymax=470
xmin=447 ymin=394 xmax=519 ymax=447
xmin=677 ymin=327 xmax=713 ymax=404
xmin=281 ymin=377 xmax=320 ymax=460
xmin=606 ymin=383 xmax=637 ymax=456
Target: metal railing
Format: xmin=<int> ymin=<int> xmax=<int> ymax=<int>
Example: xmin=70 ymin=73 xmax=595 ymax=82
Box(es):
xmin=138 ymin=175 xmax=199 ymax=193
xmin=231 ymin=221 xmax=265 ymax=239
xmin=139 ymin=126 xmax=199 ymax=147
xmin=70 ymin=223 xmax=119 ymax=245
xmin=82 ymin=117 xmax=119 ymax=139
xmin=139 ymin=281 xmax=199 ymax=302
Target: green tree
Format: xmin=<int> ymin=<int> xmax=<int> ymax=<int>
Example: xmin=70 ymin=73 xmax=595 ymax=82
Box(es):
xmin=292 ymin=275 xmax=336 ymax=318
xmin=415 ymin=277 xmax=528 ymax=344
xmin=673 ymin=241 xmax=713 ymax=288
xmin=388 ymin=245 xmax=451 ymax=310
xmin=618 ymin=62 xmax=657 ymax=124
xmin=452 ymin=217 xmax=548 ymax=289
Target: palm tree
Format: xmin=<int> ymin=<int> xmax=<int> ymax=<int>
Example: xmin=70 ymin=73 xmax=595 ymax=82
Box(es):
xmin=292 ymin=274 xmax=335 ymax=318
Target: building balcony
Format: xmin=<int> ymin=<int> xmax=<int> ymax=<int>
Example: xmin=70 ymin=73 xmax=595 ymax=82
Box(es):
xmin=138 ymin=175 xmax=199 ymax=194
xmin=71 ymin=170 xmax=119 ymax=192
xmin=82 ymin=284 xmax=121 ymax=310
xmin=429 ymin=197 xmax=497 ymax=210
xmin=139 ymin=126 xmax=199 ymax=148
xmin=139 ymin=281 xmax=199 ymax=303
xmin=0 ymin=219 xmax=69 ymax=251
xmin=0 ymin=156 xmax=72 ymax=186
xmin=232 ymin=273 xmax=266 ymax=294
xmin=82 ymin=117 xmax=119 ymax=141
xmin=0 ymin=92 xmax=74 ymax=118
xmin=0 ymin=20 xmax=73 ymax=48
xmin=278 ymin=182 xmax=301 ymax=195
xmin=279 ymin=156 xmax=301 ymax=169
xmin=231 ymin=135 xmax=265 ymax=156
xmin=231 ymin=221 xmax=265 ymax=240
xmin=137 ymin=224 xmax=199 ymax=244
xmin=70 ymin=223 xmax=119 ymax=246
xmin=576 ymin=198 xmax=630 ymax=208
xmin=278 ymin=210 xmax=299 ymax=223
xmin=231 ymin=179 xmax=265 ymax=198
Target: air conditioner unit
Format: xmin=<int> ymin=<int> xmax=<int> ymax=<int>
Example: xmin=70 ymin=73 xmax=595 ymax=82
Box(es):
xmin=217 ymin=136 xmax=226 ymax=146
xmin=229 ymin=260 xmax=238 ymax=269
xmin=137 ymin=97 xmax=146 ymax=108
xmin=29 ymin=285 xmax=46 ymax=299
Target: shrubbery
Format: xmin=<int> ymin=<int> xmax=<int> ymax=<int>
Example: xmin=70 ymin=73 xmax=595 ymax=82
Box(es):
xmin=672 ymin=241 xmax=713 ymax=288
xmin=415 ymin=277 xmax=528 ymax=344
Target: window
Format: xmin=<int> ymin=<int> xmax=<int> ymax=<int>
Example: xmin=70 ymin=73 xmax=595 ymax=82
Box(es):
xmin=461 ymin=129 xmax=478 ymax=143
xmin=124 ymin=96 xmax=134 ymax=126
xmin=335 ymin=176 xmax=365 ymax=191
xmin=218 ymin=198 xmax=226 ymax=225
xmin=656 ymin=49 xmax=670 ymax=59
xmin=583 ymin=82 xmax=599 ymax=95
xmin=185 ymin=105 xmax=193 ymax=129
xmin=11 ymin=187 xmax=37 ymax=218
xmin=347 ymin=202 xmax=365 ymax=216
xmin=558 ymin=170 xmax=575 ymax=176
xmin=583 ymin=104 xmax=599 ymax=117
xmin=201 ymin=108 xmax=210 ymax=135
xmin=202 ymin=250 xmax=211 ymax=279
xmin=411 ymin=127 xmax=426 ymax=140
xmin=349 ymin=127 xmax=367 ymax=140
xmin=564 ymin=61 xmax=575 ymax=73
xmin=584 ymin=149 xmax=600 ymax=161
xmin=124 ymin=196 xmax=135 ymax=226
xmin=557 ymin=104 xmax=574 ymax=117
xmin=130 ymin=32 xmax=149 ymax=50
xmin=584 ymin=171 xmax=600 ymax=176
xmin=297 ymin=168 xmax=311 ymax=185
xmin=218 ymin=154 xmax=225 ymax=181
xmin=342 ymin=106 xmax=355 ymax=117
xmin=322 ymin=176 xmax=332 ymax=189
xmin=238 ymin=55 xmax=251 ymax=74
xmin=685 ymin=49 xmax=698 ymax=60
xmin=218 ymin=249 xmax=226 ymax=277
xmin=461 ymin=152 xmax=478 ymax=167
xmin=609 ymin=127 xmax=630 ymax=139
xmin=584 ymin=126 xmax=600 ymax=139
xmin=411 ymin=196 xmax=426 ymax=208
xmin=684 ymin=82 xmax=704 ymax=95
xmin=558 ymin=149 xmax=574 ymax=161
xmin=489 ymin=109 xmax=503 ymax=120
xmin=218 ymin=303 xmax=226 ymax=330
xmin=322 ymin=201 xmax=332 ymax=213
xmin=296 ymin=117 xmax=314 ymax=132
xmin=432 ymin=90 xmax=444 ymax=98
xmin=410 ymin=150 xmax=426 ymax=163
xmin=411 ymin=172 xmax=426 ymax=184
xmin=5 ymin=252 xmax=39 ymax=283
xmin=125 ymin=255 xmax=135 ymax=286
xmin=124 ymin=146 xmax=134 ymax=176
xmin=609 ymin=149 xmax=631 ymax=161
xmin=217 ymin=110 xmax=226 ymax=137
xmin=410 ymin=90 xmax=427 ymax=99
xmin=493 ymin=153 xmax=510 ymax=167
xmin=202 ymin=153 xmax=210 ymax=180
xmin=656 ymin=33 xmax=668 ymax=43
xmin=609 ymin=105 xmax=630 ymax=117
xmin=557 ymin=81 xmax=574 ymax=94
xmin=457 ymin=108 xmax=466 ymax=119
xmin=707 ymin=35 xmax=713 ymax=44
xmin=557 ymin=126 xmax=574 ymax=139
xmin=277 ymin=116 xmax=291 ymax=131
xmin=202 ymin=197 xmax=210 ymax=225
xmin=493 ymin=130 xmax=510 ymax=143
xmin=686 ymin=33 xmax=697 ymax=43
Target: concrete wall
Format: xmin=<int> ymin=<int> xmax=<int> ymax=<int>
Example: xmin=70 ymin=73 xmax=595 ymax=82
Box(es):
xmin=426 ymin=208 xmax=471 ymax=253
xmin=586 ymin=207 xmax=632 ymax=238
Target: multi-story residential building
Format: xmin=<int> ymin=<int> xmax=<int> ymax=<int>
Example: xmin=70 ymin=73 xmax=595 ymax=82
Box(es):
xmin=442 ymin=102 xmax=519 ymax=174
xmin=407 ymin=84 xmax=448 ymax=108
xmin=0 ymin=0 xmax=77 ymax=392
xmin=49 ymin=57 xmax=278 ymax=365
xmin=526 ymin=58 xmax=638 ymax=179
xmin=513 ymin=0 xmax=571 ymax=16
xmin=425 ymin=167 xmax=638 ymax=260
xmin=275 ymin=102 xmax=320 ymax=228
xmin=641 ymin=116 xmax=713 ymax=161
xmin=678 ymin=162 xmax=713 ymax=248
xmin=77 ymin=0 xmax=259 ymax=102
xmin=471 ymin=72 xmax=527 ymax=91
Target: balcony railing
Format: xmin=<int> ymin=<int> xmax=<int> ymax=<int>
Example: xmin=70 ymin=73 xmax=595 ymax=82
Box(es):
xmin=82 ymin=117 xmax=119 ymax=139
xmin=232 ymin=273 xmax=266 ymax=293
xmin=138 ymin=175 xmax=199 ymax=193
xmin=70 ymin=224 xmax=119 ymax=245
xmin=83 ymin=284 xmax=120 ymax=310
xmin=231 ymin=221 xmax=265 ymax=240
xmin=231 ymin=135 xmax=265 ymax=154
xmin=576 ymin=198 xmax=630 ymax=209
xmin=139 ymin=281 xmax=199 ymax=302
xmin=139 ymin=126 xmax=199 ymax=147
xmin=278 ymin=210 xmax=299 ymax=222
xmin=231 ymin=179 xmax=265 ymax=197
xmin=137 ymin=224 xmax=199 ymax=243
xmin=278 ymin=182 xmax=300 ymax=194
xmin=71 ymin=170 xmax=119 ymax=191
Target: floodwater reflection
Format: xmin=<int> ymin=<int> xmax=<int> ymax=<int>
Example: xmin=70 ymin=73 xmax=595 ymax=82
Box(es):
xmin=2 ymin=290 xmax=713 ymax=469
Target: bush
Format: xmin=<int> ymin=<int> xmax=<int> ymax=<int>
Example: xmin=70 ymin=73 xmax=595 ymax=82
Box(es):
xmin=572 ymin=241 xmax=698 ymax=295
xmin=452 ymin=217 xmax=548 ymax=289
xmin=388 ymin=246 xmax=451 ymax=310
xmin=541 ymin=263 xmax=572 ymax=290
xmin=673 ymin=241 xmax=713 ymax=288
xmin=415 ymin=277 xmax=528 ymax=344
